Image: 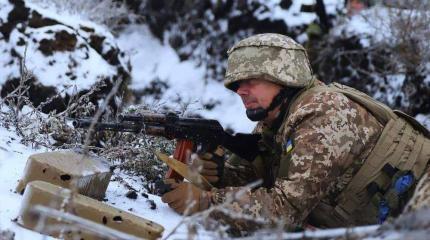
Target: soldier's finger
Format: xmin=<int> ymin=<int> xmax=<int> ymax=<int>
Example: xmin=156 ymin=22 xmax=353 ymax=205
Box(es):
xmin=201 ymin=159 xmax=218 ymax=169
xmin=200 ymin=168 xmax=218 ymax=176
xmin=169 ymin=182 xmax=181 ymax=189
xmin=171 ymin=206 xmax=184 ymax=214
xmin=164 ymin=178 xmax=179 ymax=185
xmin=169 ymin=199 xmax=184 ymax=211
xmin=161 ymin=189 xmax=180 ymax=204
xmin=176 ymin=205 xmax=187 ymax=215
xmin=204 ymin=175 xmax=219 ymax=183
xmin=198 ymin=152 xmax=214 ymax=160
xmin=213 ymin=146 xmax=225 ymax=157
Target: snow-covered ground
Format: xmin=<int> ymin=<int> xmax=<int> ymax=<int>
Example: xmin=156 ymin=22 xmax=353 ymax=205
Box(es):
xmin=0 ymin=124 xmax=200 ymax=239
xmin=0 ymin=127 xmax=54 ymax=239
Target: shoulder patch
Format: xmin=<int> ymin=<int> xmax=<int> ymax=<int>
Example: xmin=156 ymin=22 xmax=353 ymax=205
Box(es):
xmin=284 ymin=138 xmax=293 ymax=154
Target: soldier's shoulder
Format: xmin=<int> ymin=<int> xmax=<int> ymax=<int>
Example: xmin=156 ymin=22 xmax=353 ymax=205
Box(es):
xmin=283 ymin=85 xmax=361 ymax=133
xmin=291 ymin=86 xmax=353 ymax=114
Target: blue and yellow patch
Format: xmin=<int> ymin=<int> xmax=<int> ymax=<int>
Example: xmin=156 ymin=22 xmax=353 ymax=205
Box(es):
xmin=285 ymin=138 xmax=293 ymax=154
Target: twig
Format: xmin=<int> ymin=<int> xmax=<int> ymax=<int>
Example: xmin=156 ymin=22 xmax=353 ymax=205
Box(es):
xmin=82 ymin=79 xmax=123 ymax=154
xmin=242 ymin=225 xmax=380 ymax=240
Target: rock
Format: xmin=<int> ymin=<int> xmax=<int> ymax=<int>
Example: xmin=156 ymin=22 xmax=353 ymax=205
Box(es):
xmin=0 ymin=0 xmax=131 ymax=115
xmin=147 ymin=199 xmax=156 ymax=210
xmin=141 ymin=192 xmax=149 ymax=198
xmin=38 ymin=30 xmax=78 ymax=56
xmin=126 ymin=190 xmax=138 ymax=199
xmin=280 ymin=0 xmax=293 ymax=9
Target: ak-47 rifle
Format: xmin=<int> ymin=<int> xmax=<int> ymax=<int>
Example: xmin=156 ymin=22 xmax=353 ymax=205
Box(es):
xmin=73 ymin=112 xmax=260 ymax=182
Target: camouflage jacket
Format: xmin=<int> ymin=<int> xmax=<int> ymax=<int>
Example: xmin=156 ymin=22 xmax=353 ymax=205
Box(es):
xmin=209 ymin=82 xmax=383 ymax=235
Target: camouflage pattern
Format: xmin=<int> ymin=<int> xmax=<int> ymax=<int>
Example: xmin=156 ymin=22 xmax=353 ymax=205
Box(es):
xmin=403 ymin=165 xmax=430 ymax=213
xmin=209 ymin=81 xmax=384 ymax=234
xmin=220 ymin=154 xmax=260 ymax=187
xmin=224 ymin=33 xmax=314 ymax=90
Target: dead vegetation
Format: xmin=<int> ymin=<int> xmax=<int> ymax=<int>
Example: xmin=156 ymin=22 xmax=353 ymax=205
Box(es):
xmin=27 ymin=0 xmax=133 ymax=32
xmin=0 ymin=46 xmax=174 ymax=192
xmin=312 ymin=0 xmax=430 ymax=116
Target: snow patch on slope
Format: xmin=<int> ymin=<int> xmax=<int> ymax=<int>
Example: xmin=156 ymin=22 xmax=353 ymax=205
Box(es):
xmin=254 ymin=0 xmax=344 ymax=27
xmin=117 ymin=25 xmax=256 ymax=133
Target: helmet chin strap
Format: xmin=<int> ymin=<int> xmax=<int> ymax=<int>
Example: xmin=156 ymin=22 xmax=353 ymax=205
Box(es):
xmin=246 ymin=89 xmax=288 ymax=121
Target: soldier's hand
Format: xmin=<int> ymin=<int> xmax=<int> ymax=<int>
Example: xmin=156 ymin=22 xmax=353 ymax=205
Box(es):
xmin=191 ymin=146 xmax=225 ymax=184
xmin=161 ymin=182 xmax=211 ymax=215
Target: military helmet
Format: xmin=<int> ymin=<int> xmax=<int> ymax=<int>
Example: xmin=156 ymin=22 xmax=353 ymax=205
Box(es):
xmin=224 ymin=33 xmax=314 ymax=91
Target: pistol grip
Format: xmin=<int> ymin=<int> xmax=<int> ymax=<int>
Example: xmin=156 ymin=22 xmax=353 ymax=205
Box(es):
xmin=165 ymin=139 xmax=193 ymax=180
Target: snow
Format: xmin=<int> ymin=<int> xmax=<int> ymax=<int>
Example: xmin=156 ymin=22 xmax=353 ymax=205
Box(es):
xmin=0 ymin=127 xmax=55 ymax=239
xmin=329 ymin=3 xmax=430 ymax=128
xmin=0 ymin=3 xmax=198 ymax=237
xmin=0 ymin=123 xmax=199 ymax=239
xmin=0 ymin=45 xmax=21 ymax=83
xmin=117 ymin=24 xmax=256 ymax=133
xmin=415 ymin=113 xmax=430 ymax=129
xmin=332 ymin=4 xmax=428 ymax=44
xmin=372 ymin=74 xmax=406 ymax=106
xmin=257 ymin=0 xmax=317 ymax=26
xmin=26 ymin=1 xmax=115 ymax=36
xmin=104 ymin=174 xmax=203 ymax=238
xmin=0 ymin=129 xmax=403 ymax=239
xmin=8 ymin=25 xmax=116 ymax=92
xmin=0 ymin=0 xmax=129 ymax=96
xmin=0 ymin=0 xmax=12 ymax=23
xmin=331 ymin=6 xmax=394 ymax=43
xmin=255 ymin=0 xmax=344 ymax=27
xmin=115 ymin=0 xmax=344 ymax=133
xmin=425 ymin=65 xmax=430 ymax=84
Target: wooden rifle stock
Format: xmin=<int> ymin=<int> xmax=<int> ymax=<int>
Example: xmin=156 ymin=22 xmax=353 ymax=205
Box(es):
xmin=165 ymin=139 xmax=194 ymax=180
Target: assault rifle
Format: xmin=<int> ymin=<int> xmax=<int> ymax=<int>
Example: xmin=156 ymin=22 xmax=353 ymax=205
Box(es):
xmin=73 ymin=113 xmax=260 ymax=181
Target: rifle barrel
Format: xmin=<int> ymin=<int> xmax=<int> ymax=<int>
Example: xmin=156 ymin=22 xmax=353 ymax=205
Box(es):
xmin=119 ymin=114 xmax=167 ymax=123
xmin=73 ymin=119 xmax=168 ymax=135
xmin=73 ymin=119 xmax=141 ymax=132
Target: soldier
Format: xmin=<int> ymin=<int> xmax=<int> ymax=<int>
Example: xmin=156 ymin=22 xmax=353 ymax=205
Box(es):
xmin=161 ymin=33 xmax=430 ymax=235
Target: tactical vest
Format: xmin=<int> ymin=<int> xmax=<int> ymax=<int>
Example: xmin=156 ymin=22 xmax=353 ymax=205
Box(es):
xmin=256 ymin=82 xmax=430 ymax=227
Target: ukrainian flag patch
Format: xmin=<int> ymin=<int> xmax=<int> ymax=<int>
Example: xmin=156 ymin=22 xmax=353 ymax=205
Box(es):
xmin=285 ymin=138 xmax=293 ymax=154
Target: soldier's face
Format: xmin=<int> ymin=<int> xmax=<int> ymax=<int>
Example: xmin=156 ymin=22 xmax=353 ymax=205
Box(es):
xmin=236 ymin=79 xmax=282 ymax=110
